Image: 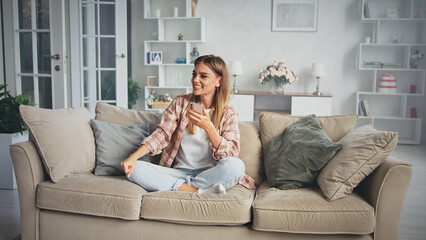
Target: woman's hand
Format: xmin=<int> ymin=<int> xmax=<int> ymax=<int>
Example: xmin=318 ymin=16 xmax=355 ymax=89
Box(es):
xmin=120 ymin=144 xmax=151 ymax=178
xmin=187 ymin=108 xmax=213 ymax=130
xmin=187 ymin=108 xmax=221 ymax=149
xmin=120 ymin=156 xmax=138 ymax=178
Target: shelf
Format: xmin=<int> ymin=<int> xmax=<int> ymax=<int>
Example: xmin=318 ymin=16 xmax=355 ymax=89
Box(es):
xmin=143 ymin=0 xmax=190 ymax=18
xmin=358 ymin=92 xmax=423 ymax=96
xmin=146 ymin=63 xmax=193 ymax=66
xmin=145 ymin=17 xmax=202 ymax=20
xmin=235 ymin=91 xmax=332 ymax=98
xmin=143 ymin=1 xmax=205 ymax=90
xmin=146 ymin=86 xmax=190 ymax=90
xmin=360 ymin=43 xmax=426 ymax=47
xmin=254 ymin=109 xmax=291 ymax=115
xmin=145 ymin=40 xmax=204 ymax=43
xmin=361 ymin=0 xmax=426 ymax=20
xmin=362 ymin=17 xmax=426 ymax=21
xmin=360 ymin=67 xmax=426 ymax=71
xmin=358 ymin=116 xmax=419 ymax=120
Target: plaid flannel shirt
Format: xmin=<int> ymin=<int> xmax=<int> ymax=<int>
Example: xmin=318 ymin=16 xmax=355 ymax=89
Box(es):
xmin=141 ymin=94 xmax=256 ymax=190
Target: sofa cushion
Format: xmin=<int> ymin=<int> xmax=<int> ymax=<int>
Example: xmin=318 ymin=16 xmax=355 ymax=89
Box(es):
xmin=95 ymin=101 xmax=162 ymax=133
xmin=238 ymin=121 xmax=262 ymax=185
xmin=20 ymin=105 xmax=95 ymax=182
xmin=317 ymin=125 xmax=398 ymax=201
xmin=90 ymin=119 xmax=151 ymax=176
xmin=37 ymin=174 xmax=147 ymax=220
xmin=140 ymin=185 xmax=255 ymax=225
xmin=252 ymin=182 xmax=375 ymax=234
xmin=259 ymin=112 xmax=358 ymax=148
xmin=264 ymin=115 xmax=342 ymax=190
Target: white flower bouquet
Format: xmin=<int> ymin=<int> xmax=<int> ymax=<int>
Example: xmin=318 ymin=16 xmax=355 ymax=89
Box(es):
xmin=258 ymin=60 xmax=298 ymax=86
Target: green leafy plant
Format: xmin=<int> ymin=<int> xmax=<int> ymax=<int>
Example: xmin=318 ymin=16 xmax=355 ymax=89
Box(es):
xmin=127 ymin=78 xmax=141 ymax=109
xmin=101 ymin=76 xmax=141 ymax=109
xmin=0 ymin=84 xmax=36 ymax=134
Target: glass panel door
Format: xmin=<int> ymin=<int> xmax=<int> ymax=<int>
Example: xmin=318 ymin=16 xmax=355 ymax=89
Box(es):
xmin=81 ymin=0 xmax=127 ymax=112
xmin=14 ymin=0 xmax=65 ymax=109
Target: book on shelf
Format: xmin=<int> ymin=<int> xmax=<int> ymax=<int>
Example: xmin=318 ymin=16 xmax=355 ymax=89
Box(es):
xmin=359 ymin=100 xmax=371 ymax=116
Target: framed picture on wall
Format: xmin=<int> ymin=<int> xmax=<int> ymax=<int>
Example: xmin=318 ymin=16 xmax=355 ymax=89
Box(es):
xmin=272 ymin=0 xmax=318 ymax=32
xmin=147 ymin=51 xmax=162 ymax=64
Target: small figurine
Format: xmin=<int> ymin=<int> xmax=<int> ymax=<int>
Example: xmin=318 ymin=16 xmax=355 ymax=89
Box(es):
xmin=190 ymin=46 xmax=199 ymax=63
xmin=178 ymin=33 xmax=183 ymax=41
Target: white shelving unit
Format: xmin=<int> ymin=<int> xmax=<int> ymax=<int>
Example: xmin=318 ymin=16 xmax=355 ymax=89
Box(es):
xmin=143 ymin=0 xmax=205 ymax=111
xmin=357 ymin=0 xmax=426 ymax=144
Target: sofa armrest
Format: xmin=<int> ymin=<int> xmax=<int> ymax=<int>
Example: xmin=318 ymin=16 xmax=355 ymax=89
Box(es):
xmin=359 ymin=155 xmax=412 ymax=240
xmin=10 ymin=141 xmax=46 ymax=240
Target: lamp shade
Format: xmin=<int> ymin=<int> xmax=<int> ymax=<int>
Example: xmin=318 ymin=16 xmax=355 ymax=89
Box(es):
xmin=229 ymin=61 xmax=244 ymax=76
xmin=311 ymin=63 xmax=326 ymax=77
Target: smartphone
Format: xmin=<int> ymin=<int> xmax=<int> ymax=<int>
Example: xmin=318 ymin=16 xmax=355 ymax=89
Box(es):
xmin=189 ymin=102 xmax=204 ymax=114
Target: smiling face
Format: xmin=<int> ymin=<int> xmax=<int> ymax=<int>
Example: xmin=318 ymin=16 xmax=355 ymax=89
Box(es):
xmin=191 ymin=62 xmax=221 ymax=100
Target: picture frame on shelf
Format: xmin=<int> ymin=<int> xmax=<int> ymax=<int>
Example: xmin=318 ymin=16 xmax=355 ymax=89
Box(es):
xmin=272 ymin=0 xmax=318 ymax=32
xmin=147 ymin=76 xmax=158 ymax=86
xmin=147 ymin=51 xmax=162 ymax=64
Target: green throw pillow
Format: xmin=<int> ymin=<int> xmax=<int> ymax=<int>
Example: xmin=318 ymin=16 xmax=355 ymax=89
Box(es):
xmin=264 ymin=115 xmax=343 ymax=190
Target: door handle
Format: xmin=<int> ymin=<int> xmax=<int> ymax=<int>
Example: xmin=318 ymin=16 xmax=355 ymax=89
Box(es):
xmin=116 ymin=53 xmax=126 ymax=58
xmin=43 ymin=54 xmax=60 ymax=60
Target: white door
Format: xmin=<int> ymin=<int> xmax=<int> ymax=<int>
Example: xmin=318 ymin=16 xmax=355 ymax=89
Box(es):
xmin=80 ymin=0 xmax=127 ymax=112
xmin=12 ymin=0 xmax=67 ymax=109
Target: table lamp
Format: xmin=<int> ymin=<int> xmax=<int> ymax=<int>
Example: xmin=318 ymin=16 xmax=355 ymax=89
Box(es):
xmin=229 ymin=61 xmax=243 ymax=93
xmin=311 ymin=63 xmax=326 ymax=96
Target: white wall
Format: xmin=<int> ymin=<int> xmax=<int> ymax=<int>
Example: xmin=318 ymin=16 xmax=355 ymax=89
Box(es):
xmin=130 ymin=0 xmax=426 ymax=143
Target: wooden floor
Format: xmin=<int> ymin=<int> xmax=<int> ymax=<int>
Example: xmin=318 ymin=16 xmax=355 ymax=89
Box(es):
xmin=0 ymin=144 xmax=425 ymax=240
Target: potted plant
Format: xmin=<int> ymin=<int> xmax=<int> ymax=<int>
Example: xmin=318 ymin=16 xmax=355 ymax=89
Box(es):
xmin=127 ymin=78 xmax=141 ymax=109
xmin=101 ymin=76 xmax=141 ymax=109
xmin=0 ymin=83 xmax=36 ymax=189
xmin=0 ymin=84 xmax=36 ymax=133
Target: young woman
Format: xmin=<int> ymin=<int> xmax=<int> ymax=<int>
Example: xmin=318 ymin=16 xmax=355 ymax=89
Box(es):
xmin=120 ymin=55 xmax=255 ymax=194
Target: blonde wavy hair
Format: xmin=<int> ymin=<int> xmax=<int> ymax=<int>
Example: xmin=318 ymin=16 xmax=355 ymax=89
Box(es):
xmin=188 ymin=55 xmax=230 ymax=135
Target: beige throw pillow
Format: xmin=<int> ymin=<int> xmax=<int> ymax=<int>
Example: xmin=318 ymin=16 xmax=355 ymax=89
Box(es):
xmin=259 ymin=112 xmax=358 ymax=148
xmin=317 ymin=125 xmax=398 ymax=201
xmin=19 ymin=105 xmax=95 ymax=182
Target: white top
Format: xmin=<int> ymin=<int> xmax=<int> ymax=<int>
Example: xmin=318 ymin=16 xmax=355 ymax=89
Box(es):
xmin=174 ymin=110 xmax=216 ymax=169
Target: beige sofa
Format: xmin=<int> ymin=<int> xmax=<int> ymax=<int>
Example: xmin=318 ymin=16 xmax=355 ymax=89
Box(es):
xmin=11 ymin=102 xmax=412 ymax=240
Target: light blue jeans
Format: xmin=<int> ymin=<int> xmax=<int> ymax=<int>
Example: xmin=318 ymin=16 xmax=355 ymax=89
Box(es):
xmin=128 ymin=157 xmax=245 ymax=192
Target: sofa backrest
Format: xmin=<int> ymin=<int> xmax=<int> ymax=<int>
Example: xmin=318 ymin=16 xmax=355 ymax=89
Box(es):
xmin=93 ymin=103 xmax=358 ymax=188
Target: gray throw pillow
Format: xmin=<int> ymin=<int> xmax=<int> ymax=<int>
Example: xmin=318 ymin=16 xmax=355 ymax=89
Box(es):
xmin=90 ymin=119 xmax=150 ymax=176
xmin=264 ymin=115 xmax=343 ymax=190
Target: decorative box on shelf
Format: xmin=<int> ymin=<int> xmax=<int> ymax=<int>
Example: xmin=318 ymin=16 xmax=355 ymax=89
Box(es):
xmin=151 ymin=101 xmax=171 ymax=109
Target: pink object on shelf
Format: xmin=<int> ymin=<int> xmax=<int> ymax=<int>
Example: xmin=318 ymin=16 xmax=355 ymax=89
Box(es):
xmin=411 ymin=107 xmax=417 ymax=118
xmin=410 ymin=85 xmax=416 ymax=94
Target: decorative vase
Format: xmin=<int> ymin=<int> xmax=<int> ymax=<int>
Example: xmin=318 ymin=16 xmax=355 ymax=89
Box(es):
xmin=274 ymin=82 xmax=286 ymax=94
xmin=410 ymin=60 xmax=419 ymax=69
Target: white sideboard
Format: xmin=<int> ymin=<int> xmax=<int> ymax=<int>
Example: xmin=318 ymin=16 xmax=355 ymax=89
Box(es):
xmin=231 ymin=92 xmax=333 ymax=121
